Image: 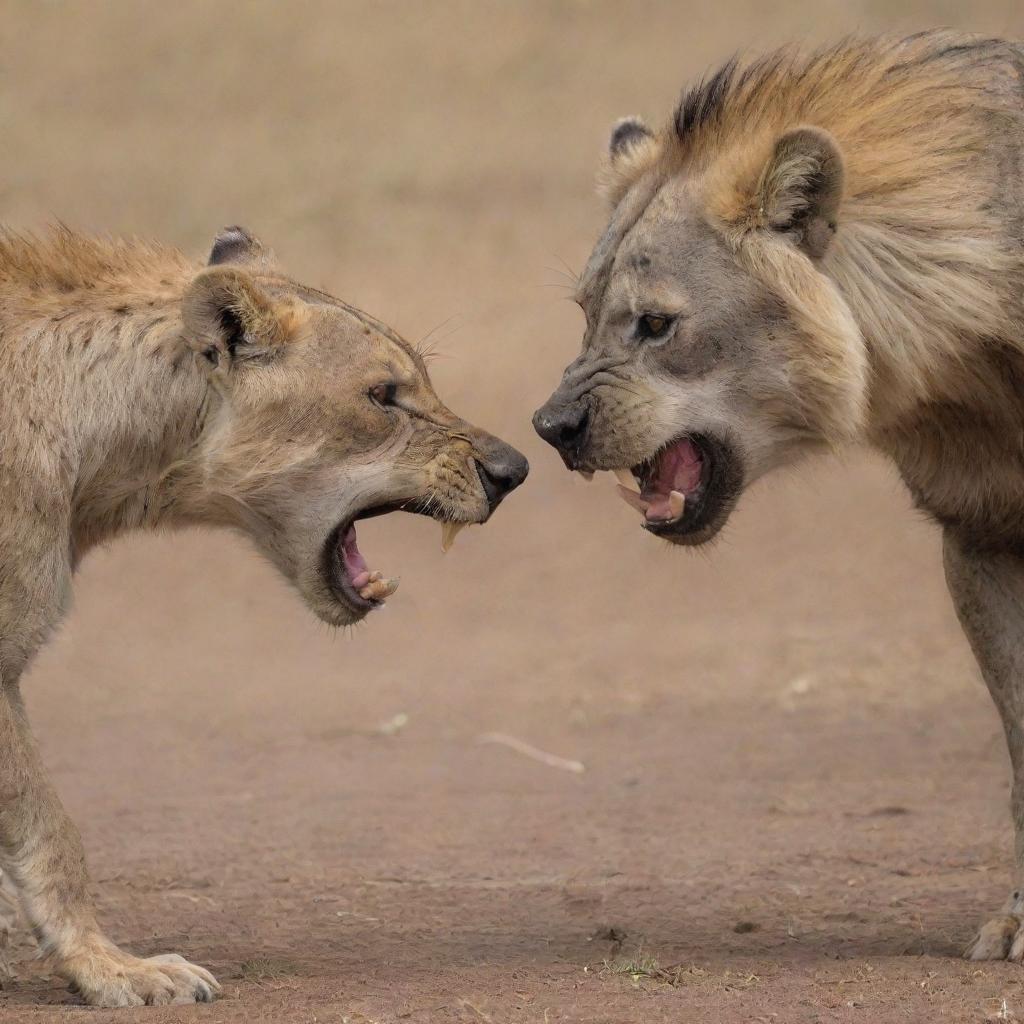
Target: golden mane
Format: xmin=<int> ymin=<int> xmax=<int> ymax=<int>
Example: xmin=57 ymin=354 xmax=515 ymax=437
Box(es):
xmin=603 ymin=33 xmax=1024 ymax=435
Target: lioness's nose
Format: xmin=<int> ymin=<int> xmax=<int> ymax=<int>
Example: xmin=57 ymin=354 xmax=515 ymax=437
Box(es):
xmin=532 ymin=401 xmax=590 ymax=469
xmin=475 ymin=443 xmax=529 ymax=513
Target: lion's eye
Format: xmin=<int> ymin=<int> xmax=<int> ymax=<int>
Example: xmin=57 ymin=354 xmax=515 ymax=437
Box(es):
xmin=637 ymin=314 xmax=673 ymax=341
xmin=369 ymin=382 xmax=398 ymax=407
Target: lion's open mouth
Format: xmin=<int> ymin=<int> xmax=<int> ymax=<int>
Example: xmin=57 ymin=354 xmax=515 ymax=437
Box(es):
xmin=322 ymin=502 xmax=473 ymax=615
xmin=608 ymin=434 xmax=740 ymax=544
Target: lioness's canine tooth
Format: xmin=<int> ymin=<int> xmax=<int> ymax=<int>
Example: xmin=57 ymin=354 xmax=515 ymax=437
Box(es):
xmin=368 ymin=570 xmax=383 ymax=583
xmin=441 ymin=521 xmax=468 ymax=553
xmin=360 ymin=577 xmax=399 ymax=601
xmin=613 ymin=467 xmax=640 ymax=492
xmin=616 ymin=484 xmax=650 ymax=514
xmin=668 ymin=490 xmax=686 ymax=520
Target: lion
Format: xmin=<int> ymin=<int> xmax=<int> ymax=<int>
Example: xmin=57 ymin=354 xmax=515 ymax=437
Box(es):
xmin=0 ymin=224 xmax=527 ymax=1005
xmin=533 ymin=31 xmax=1024 ymax=962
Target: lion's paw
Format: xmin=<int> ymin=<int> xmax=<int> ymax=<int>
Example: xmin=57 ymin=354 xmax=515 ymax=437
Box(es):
xmin=62 ymin=939 xmax=220 ymax=1006
xmin=965 ymin=891 xmax=1024 ymax=962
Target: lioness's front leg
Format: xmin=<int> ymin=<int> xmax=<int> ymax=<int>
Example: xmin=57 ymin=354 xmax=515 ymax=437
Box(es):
xmin=944 ymin=532 xmax=1024 ymax=960
xmin=0 ymin=678 xmax=219 ymax=1004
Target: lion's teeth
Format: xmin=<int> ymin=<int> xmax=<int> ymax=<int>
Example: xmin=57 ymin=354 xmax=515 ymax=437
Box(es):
xmin=613 ymin=468 xmax=639 ymax=492
xmin=368 ymin=570 xmax=383 ymax=583
xmin=616 ymin=485 xmax=650 ymax=514
xmin=578 ymin=470 xmax=595 ymax=482
xmin=441 ymin=521 xmax=468 ymax=553
xmin=668 ymin=490 xmax=686 ymax=520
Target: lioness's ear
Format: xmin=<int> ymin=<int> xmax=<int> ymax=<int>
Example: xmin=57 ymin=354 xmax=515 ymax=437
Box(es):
xmin=207 ymin=225 xmax=266 ymax=266
xmin=598 ymin=116 xmax=662 ymax=207
xmin=182 ymin=267 xmax=294 ymax=368
xmin=756 ymin=127 xmax=844 ymax=259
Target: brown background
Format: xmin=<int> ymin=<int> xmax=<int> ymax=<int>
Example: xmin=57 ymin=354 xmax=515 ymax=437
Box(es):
xmin=3 ymin=1 xmax=1024 ymax=1021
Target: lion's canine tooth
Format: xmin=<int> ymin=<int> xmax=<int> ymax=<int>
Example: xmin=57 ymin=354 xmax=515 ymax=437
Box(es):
xmin=578 ymin=470 xmax=595 ymax=482
xmin=616 ymin=485 xmax=650 ymax=515
xmin=368 ymin=570 xmax=383 ymax=583
xmin=668 ymin=490 xmax=686 ymax=520
xmin=613 ymin=467 xmax=639 ymax=492
xmin=441 ymin=521 xmax=468 ymax=553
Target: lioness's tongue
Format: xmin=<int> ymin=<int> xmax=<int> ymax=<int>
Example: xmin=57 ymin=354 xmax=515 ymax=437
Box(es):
xmin=340 ymin=523 xmax=399 ymax=602
xmin=341 ymin=524 xmax=369 ymax=584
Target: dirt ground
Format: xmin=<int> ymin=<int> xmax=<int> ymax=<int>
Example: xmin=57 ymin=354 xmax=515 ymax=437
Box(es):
xmin=6 ymin=1 xmax=1024 ymax=1021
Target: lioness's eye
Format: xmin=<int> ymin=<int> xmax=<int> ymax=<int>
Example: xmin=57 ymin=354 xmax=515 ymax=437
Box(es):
xmin=369 ymin=382 xmax=398 ymax=407
xmin=636 ymin=314 xmax=673 ymax=341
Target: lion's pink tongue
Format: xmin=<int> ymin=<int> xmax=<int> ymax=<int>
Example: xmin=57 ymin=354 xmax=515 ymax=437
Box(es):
xmin=642 ymin=438 xmax=702 ymax=521
xmin=340 ymin=524 xmax=371 ymax=589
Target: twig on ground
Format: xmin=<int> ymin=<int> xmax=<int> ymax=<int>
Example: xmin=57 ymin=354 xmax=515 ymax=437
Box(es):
xmin=476 ymin=733 xmax=585 ymax=774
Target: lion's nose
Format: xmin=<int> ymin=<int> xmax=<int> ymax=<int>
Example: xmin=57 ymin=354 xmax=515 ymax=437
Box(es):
xmin=532 ymin=401 xmax=590 ymax=469
xmin=475 ymin=443 xmax=529 ymax=513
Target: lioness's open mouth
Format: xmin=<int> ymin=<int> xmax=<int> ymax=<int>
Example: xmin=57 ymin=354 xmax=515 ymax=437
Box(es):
xmin=609 ymin=434 xmax=741 ymax=545
xmin=322 ymin=502 xmax=473 ymax=615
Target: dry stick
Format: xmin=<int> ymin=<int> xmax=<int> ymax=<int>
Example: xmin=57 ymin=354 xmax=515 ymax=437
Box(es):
xmin=476 ymin=732 xmax=585 ymax=774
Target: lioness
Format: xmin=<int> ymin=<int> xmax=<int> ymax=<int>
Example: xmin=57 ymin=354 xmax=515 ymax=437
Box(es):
xmin=534 ymin=32 xmax=1024 ymax=961
xmin=0 ymin=225 xmax=527 ymax=1004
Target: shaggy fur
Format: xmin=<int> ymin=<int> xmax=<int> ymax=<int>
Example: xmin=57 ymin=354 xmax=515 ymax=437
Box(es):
xmin=0 ymin=225 xmax=526 ymax=1005
xmin=535 ymin=31 xmax=1024 ymax=961
xmin=597 ymin=33 xmax=1024 ymax=545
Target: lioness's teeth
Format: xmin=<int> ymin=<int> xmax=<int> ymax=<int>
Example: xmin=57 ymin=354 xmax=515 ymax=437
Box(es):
xmin=441 ymin=521 xmax=468 ymax=553
xmin=359 ymin=577 xmax=400 ymax=601
xmin=613 ymin=468 xmax=639 ymax=493
xmin=578 ymin=470 xmax=595 ymax=482
xmin=368 ymin=570 xmax=383 ymax=583
xmin=668 ymin=490 xmax=686 ymax=520
xmin=616 ymin=485 xmax=650 ymax=514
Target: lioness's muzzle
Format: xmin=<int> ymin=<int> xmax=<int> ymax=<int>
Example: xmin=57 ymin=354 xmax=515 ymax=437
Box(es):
xmin=472 ymin=436 xmax=529 ymax=513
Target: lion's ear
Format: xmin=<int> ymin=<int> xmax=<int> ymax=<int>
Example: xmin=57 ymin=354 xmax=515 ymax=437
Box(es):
xmin=609 ymin=117 xmax=654 ymax=161
xmin=182 ymin=267 xmax=295 ymax=369
xmin=207 ymin=225 xmax=267 ymax=267
xmin=755 ymin=127 xmax=844 ymax=259
xmin=597 ymin=116 xmax=662 ymax=207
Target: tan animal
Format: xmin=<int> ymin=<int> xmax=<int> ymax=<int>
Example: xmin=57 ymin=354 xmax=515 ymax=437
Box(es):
xmin=533 ymin=31 xmax=1024 ymax=961
xmin=0 ymin=225 xmax=527 ymax=1005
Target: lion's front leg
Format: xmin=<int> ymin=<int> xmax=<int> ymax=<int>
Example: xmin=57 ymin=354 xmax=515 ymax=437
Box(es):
xmin=0 ymin=681 xmax=219 ymax=1004
xmin=944 ymin=532 xmax=1024 ymax=961
xmin=0 ymin=867 xmax=17 ymax=980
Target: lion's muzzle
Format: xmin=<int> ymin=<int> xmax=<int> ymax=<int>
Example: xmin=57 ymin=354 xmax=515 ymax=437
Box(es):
xmin=532 ymin=396 xmax=590 ymax=470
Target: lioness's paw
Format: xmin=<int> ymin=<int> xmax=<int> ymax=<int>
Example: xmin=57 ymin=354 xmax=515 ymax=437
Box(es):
xmin=62 ymin=941 xmax=220 ymax=1006
xmin=965 ymin=891 xmax=1024 ymax=962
